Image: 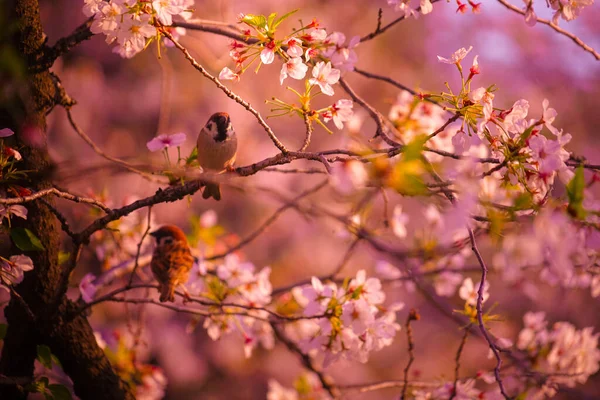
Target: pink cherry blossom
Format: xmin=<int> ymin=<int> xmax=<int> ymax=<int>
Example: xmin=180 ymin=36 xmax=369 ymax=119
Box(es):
xmin=437 ymin=46 xmax=473 ymax=64
xmin=309 ymin=62 xmax=340 ymax=96
xmin=146 ymin=132 xmax=187 ymax=152
xmin=79 ymin=273 xmax=98 ymax=303
xmin=219 ymin=67 xmax=240 ymax=82
xmin=279 ymin=57 xmax=308 ymax=85
xmin=322 ymin=99 xmax=354 ymax=129
xmin=0 ymin=128 xmax=14 ymax=137
xmin=283 ymin=37 xmax=304 ymax=58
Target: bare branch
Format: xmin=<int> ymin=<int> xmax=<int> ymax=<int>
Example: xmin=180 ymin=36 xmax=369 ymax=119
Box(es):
xmin=497 ymin=0 xmax=600 ymax=61
xmin=0 ymin=186 xmax=110 ymax=213
xmin=401 ymin=309 xmax=420 ymax=399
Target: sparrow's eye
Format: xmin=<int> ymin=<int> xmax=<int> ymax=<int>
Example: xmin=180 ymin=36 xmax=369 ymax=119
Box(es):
xmin=206 ymin=122 xmax=213 ymax=131
xmin=218 ymin=115 xmax=228 ymax=126
xmin=160 ymin=237 xmax=174 ymax=246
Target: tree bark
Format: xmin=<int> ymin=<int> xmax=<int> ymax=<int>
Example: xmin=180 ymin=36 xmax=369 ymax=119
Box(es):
xmin=0 ymin=1 xmax=134 ymax=398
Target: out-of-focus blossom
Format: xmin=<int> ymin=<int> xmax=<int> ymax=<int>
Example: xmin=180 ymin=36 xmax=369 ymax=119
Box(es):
xmin=458 ymin=277 xmax=489 ymax=306
xmin=79 ymin=273 xmax=98 ymax=303
xmin=330 ymin=160 xmax=368 ymax=195
xmin=323 ymin=32 xmax=360 ymax=71
xmin=146 ymin=132 xmax=187 ymax=152
xmin=0 ymin=128 xmax=15 ymax=137
xmin=200 ymin=210 xmax=218 ymax=228
xmin=267 ymin=379 xmax=298 ymax=400
xmin=135 ymin=366 xmax=167 ymax=400
xmin=391 ymin=205 xmax=409 ymax=238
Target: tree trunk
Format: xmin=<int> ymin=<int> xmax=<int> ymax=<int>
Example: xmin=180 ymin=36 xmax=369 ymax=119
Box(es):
xmin=0 ymin=1 xmax=134 ymax=398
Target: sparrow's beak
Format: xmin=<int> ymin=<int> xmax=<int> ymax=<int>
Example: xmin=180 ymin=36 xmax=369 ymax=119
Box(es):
xmin=149 ymin=230 xmax=159 ymax=238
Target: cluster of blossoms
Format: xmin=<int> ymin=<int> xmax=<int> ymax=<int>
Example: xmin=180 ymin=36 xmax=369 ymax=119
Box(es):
xmin=387 ymin=0 xmax=435 ymax=17
xmin=516 ymin=312 xmax=600 ymax=397
xmin=83 ymin=0 xmax=194 ymax=58
xmin=186 ymin=253 xmax=275 ymax=358
xmin=95 ymin=329 xmax=168 ymax=400
xmin=267 ymin=374 xmax=330 ymax=400
xmin=522 ymin=0 xmax=594 ymax=26
xmin=219 ymin=12 xmax=356 ymax=132
xmin=283 ymin=270 xmax=403 ymax=367
xmin=493 ymin=206 xmax=600 ymax=298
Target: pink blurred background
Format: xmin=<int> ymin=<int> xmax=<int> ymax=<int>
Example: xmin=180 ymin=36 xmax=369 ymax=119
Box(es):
xmin=20 ymin=0 xmax=600 ymax=398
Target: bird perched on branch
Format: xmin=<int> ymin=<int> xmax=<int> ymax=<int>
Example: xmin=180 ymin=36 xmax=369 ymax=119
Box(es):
xmin=150 ymin=225 xmax=194 ymax=302
xmin=196 ymin=112 xmax=238 ymax=201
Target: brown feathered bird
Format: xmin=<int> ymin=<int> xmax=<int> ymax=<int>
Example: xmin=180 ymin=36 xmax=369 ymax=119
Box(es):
xmin=150 ymin=225 xmax=194 ymax=302
xmin=196 ymin=112 xmax=238 ymax=201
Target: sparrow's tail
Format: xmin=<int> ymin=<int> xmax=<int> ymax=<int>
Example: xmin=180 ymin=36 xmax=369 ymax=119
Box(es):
xmin=159 ymin=283 xmax=176 ymax=303
xmin=202 ymin=183 xmax=221 ymax=201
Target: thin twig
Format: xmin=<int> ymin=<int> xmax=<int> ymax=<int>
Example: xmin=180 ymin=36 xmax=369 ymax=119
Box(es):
xmin=400 ymin=309 xmax=420 ymax=400
xmin=0 ymin=186 xmax=110 ymax=212
xmin=299 ymin=113 xmax=313 ymax=151
xmin=497 ymin=0 xmax=600 ymax=61
xmin=161 ymin=30 xmax=289 ymax=153
xmin=449 ymin=326 xmax=471 ymax=400
xmin=339 ymin=77 xmax=399 ymax=146
xmin=127 ymin=207 xmax=153 ymax=287
xmin=272 ymin=325 xmax=341 ymax=398
xmin=360 ymin=0 xmax=442 ymax=42
xmin=65 ymin=108 xmax=160 ymax=181
xmin=427 ymin=113 xmax=460 ymax=140
xmin=468 ymin=227 xmax=510 ymax=399
xmin=205 ymin=180 xmax=328 ymax=261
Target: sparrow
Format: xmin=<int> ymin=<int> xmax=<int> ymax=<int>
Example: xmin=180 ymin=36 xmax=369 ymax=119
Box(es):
xmin=149 ymin=225 xmax=194 ymax=302
xmin=196 ymin=112 xmax=238 ymax=201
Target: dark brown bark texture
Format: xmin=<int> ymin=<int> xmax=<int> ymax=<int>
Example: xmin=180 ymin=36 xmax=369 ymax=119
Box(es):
xmin=0 ymin=1 xmax=134 ymax=398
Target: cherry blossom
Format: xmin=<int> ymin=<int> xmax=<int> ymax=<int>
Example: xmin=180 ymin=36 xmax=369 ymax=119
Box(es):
xmin=79 ymin=273 xmax=98 ymax=303
xmin=279 ymin=57 xmax=308 ymax=85
xmin=146 ymin=132 xmax=187 ymax=152
xmin=309 ymin=62 xmax=341 ymax=96
xmin=0 ymin=255 xmax=34 ymax=291
xmin=219 ymin=67 xmax=240 ymax=82
xmin=283 ymin=37 xmax=304 ymax=58
xmin=322 ymin=99 xmax=354 ymax=129
xmin=458 ymin=277 xmax=489 ymax=306
xmin=391 ymin=205 xmax=409 ymax=238
xmin=330 ymin=159 xmax=368 ymax=195
xmin=152 ymin=0 xmax=185 ymax=26
xmin=437 ymin=46 xmax=473 ymax=64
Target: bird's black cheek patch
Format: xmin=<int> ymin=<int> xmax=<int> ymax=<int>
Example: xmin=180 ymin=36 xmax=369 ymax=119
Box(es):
xmin=206 ymin=122 xmax=213 ymax=131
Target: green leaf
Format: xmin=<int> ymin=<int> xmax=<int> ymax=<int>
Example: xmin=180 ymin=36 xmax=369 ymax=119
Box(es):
xmin=48 ymin=384 xmax=73 ymax=400
xmin=518 ymin=125 xmax=535 ymax=146
xmin=240 ymin=14 xmax=267 ymax=29
xmin=513 ymin=192 xmax=533 ymax=210
xmin=267 ymin=12 xmax=277 ymax=29
xmin=11 ymin=227 xmax=45 ymax=251
xmin=0 ymin=323 xmax=7 ymax=340
xmin=566 ymin=166 xmax=586 ymax=219
xmin=273 ymin=9 xmax=298 ymax=29
xmin=37 ymin=345 xmax=53 ymax=369
xmin=58 ymin=252 xmax=70 ymax=266
xmin=402 ymin=135 xmax=427 ymax=162
xmin=185 ymin=146 xmax=198 ymax=166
